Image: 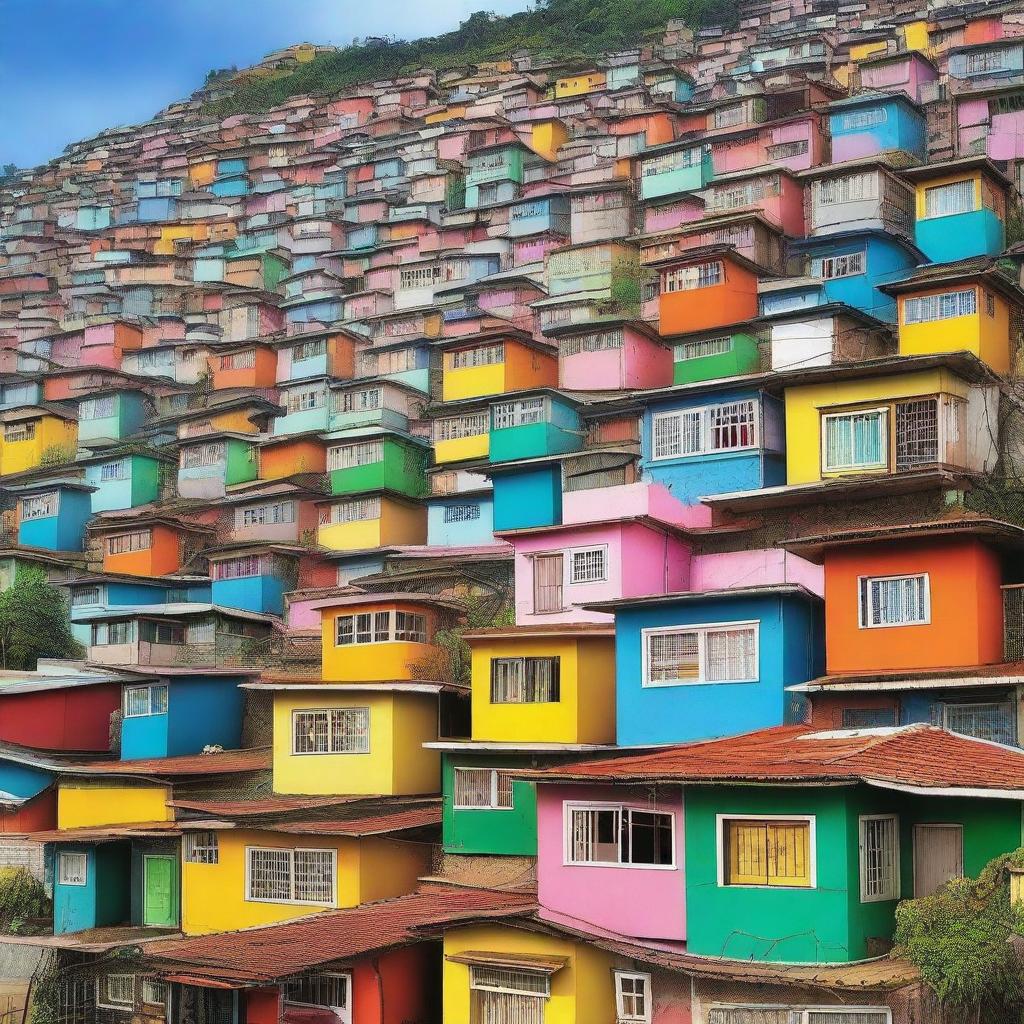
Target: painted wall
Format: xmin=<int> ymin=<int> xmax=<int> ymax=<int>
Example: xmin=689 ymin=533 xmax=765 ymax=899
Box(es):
xmin=427 ymin=496 xmax=497 ymax=547
xmin=58 ymin=782 xmax=172 ymax=829
xmin=829 ymin=97 xmax=927 ymax=162
xmin=18 ymin=489 xmax=91 ymax=551
xmin=492 ymin=465 xmax=563 ymax=532
xmin=659 ymin=258 xmax=759 ymax=336
xmin=0 ymin=684 xmax=119 ymax=751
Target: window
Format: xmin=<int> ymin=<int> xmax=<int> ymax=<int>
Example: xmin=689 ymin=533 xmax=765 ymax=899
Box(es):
xmin=220 ymin=349 xmax=256 ymax=371
xmin=860 ymin=815 xmax=899 ymax=902
xmin=246 ymin=847 xmax=335 ymax=904
xmin=641 ymin=147 xmax=702 ymax=176
xmin=895 ymin=397 xmax=963 ymax=470
xmin=559 ymin=329 xmax=624 ymax=356
xmin=652 ymin=400 xmax=757 ymax=460
xmin=140 ymin=981 xmax=167 ymax=1007
xmin=966 ymin=48 xmax=1006 ymax=74
xmin=842 ymin=707 xmax=898 ymax=729
xmin=96 ymin=976 xmax=135 ymax=1011
xmin=58 ymin=851 xmax=88 ymax=886
xmin=644 ymin=623 xmax=758 ymax=686
xmin=816 ymin=172 xmax=878 ymax=205
xmin=615 ymin=972 xmax=652 ymax=1024
xmin=443 ymin=503 xmax=481 ymax=523
xmin=91 ymin=621 xmax=135 ymax=645
xmin=334 ymin=610 xmax=426 ymax=646
xmin=285 ymin=387 xmax=325 ymax=413
xmin=283 ymin=974 xmax=351 ymax=1013
xmin=238 ymin=501 xmax=295 ymax=527
xmin=433 ymin=413 xmax=489 ymax=442
xmin=859 ymin=574 xmax=929 ymax=628
xmin=822 ymin=409 xmax=887 ymax=472
xmin=492 ymin=398 xmax=547 ymax=430
xmin=567 ymin=805 xmax=674 ymax=866
xmin=21 ymin=492 xmax=58 ymax=519
xmin=936 ymin=700 xmax=1016 ymax=745
xmin=327 ymin=440 xmax=384 ymax=471
xmin=292 ymin=708 xmax=370 ymax=754
xmin=675 ymin=336 xmax=731 ymax=361
xmin=662 ymin=260 xmax=723 ymax=292
xmin=3 ymin=421 xmax=36 ymax=442
xmin=181 ymin=442 xmax=226 ymax=469
xmin=212 ymin=555 xmax=265 ymax=580
xmin=293 ymin=338 xmax=327 ymax=361
xmin=79 ymin=396 xmax=116 ymax=420
xmin=490 ymin=657 xmax=560 ymax=703
xmin=99 ymin=459 xmax=129 ymax=481
xmin=124 ymin=684 xmax=168 ymax=718
xmin=450 ymin=343 xmax=504 ymax=369
xmin=841 ymin=107 xmax=887 ymax=129
xmin=571 ymin=547 xmax=606 ymax=584
xmin=533 ymin=552 xmax=564 ymax=613
xmin=453 ymin=767 xmax=514 ymax=809
xmin=903 ymin=288 xmax=976 ymax=324
xmin=184 ymin=832 xmax=219 ymax=864
xmin=107 ymin=530 xmax=151 ymax=555
xmin=723 ymin=817 xmax=813 ymax=887
xmin=815 ymin=252 xmax=865 ymax=280
xmin=923 ymin=179 xmax=975 ymax=219
xmin=334 ymin=388 xmax=381 ymax=414
xmin=71 ymin=586 xmax=103 ymax=607
xmin=320 ymin=497 xmax=381 ymax=525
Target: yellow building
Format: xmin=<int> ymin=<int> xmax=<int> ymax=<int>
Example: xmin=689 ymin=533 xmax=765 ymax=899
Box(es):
xmin=176 ymin=406 xmax=264 ymax=439
xmin=902 ymin=19 xmax=930 ymax=52
xmin=440 ymin=334 xmax=558 ymax=403
xmin=783 ymin=362 xmax=996 ymax=486
xmin=315 ymin=593 xmax=460 ymax=682
xmin=424 ymin=105 xmax=469 ymax=125
xmin=881 ymin=264 xmax=1018 ymax=374
xmin=263 ymin=681 xmax=442 ymax=796
xmin=57 ymin=780 xmax=172 ymax=829
xmin=466 ymin=625 xmax=616 ymax=744
xmin=180 ymin=823 xmax=431 ymax=935
xmin=849 ymin=39 xmax=889 ymax=62
xmin=0 ymin=411 xmax=77 ymax=476
xmin=530 ymin=118 xmax=569 ymax=162
xmin=317 ymin=493 xmax=426 ymax=551
xmin=554 ymin=72 xmax=606 ymax=98
xmin=432 ymin=405 xmax=490 ymax=464
xmin=443 ymin=924 xmax=616 ymax=1024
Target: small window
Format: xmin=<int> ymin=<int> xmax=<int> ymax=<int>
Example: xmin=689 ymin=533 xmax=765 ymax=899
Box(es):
xmin=183 ymin=832 xmax=219 ymax=864
xmin=859 ymin=574 xmax=929 ymax=628
xmin=615 ymin=972 xmax=652 ymax=1024
xmin=292 ymin=708 xmax=370 ymax=754
xmin=443 ymin=503 xmax=481 ymax=523
xmin=141 ymin=980 xmax=168 ymax=1007
xmin=923 ymin=179 xmax=975 ymax=219
xmin=58 ymin=851 xmax=88 ymax=886
xmin=283 ymin=973 xmax=351 ymax=1012
xmin=986 ymin=291 xmax=996 ymax=317
xmin=815 ymin=252 xmax=865 ymax=280
xmin=860 ymin=815 xmax=900 ymax=902
xmin=644 ymin=624 xmax=758 ymax=686
xmin=841 ymin=707 xmax=898 ymax=729
xmin=567 ymin=804 xmax=674 ymax=866
xmin=570 ymin=547 xmax=606 ymax=584
xmin=96 ymin=975 xmax=135 ymax=1011
xmin=99 ymin=459 xmax=129 ymax=481
xmin=723 ymin=817 xmax=813 ymax=887
xmin=490 ymin=657 xmax=560 ymax=703
xmin=21 ymin=492 xmax=58 ymax=520
xmin=246 ymin=847 xmax=335 ymax=904
xmin=822 ymin=409 xmax=888 ymax=472
xmin=123 ymin=684 xmax=169 ymax=718
xmin=652 ymin=401 xmax=757 ymax=460
xmin=453 ymin=767 xmax=514 ymax=809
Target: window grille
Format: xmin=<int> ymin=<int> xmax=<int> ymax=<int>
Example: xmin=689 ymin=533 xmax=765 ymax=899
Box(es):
xmin=21 ymin=492 xmax=58 ymax=519
xmin=860 ymin=815 xmax=899 ymax=901
xmin=714 ymin=103 xmax=747 ymax=128
xmin=895 ymin=398 xmax=956 ymax=470
xmin=294 ymin=339 xmax=327 ymax=360
xmin=966 ymin=49 xmax=1006 ymax=74
xmin=816 ymin=172 xmax=878 ymax=205
xmin=58 ymin=852 xmax=88 ymax=886
xmin=450 ymin=344 xmax=504 ymax=369
xmin=212 ymin=555 xmax=264 ymax=580
xmin=187 ymin=620 xmax=216 ymax=645
xmin=903 ymin=288 xmax=976 ymax=324
xmin=79 ymin=396 xmax=116 ymax=420
xmin=284 ymin=974 xmax=350 ymax=1011
xmin=822 ymin=410 xmax=887 ymax=472
xmin=725 ymin=818 xmax=812 ymax=887
xmin=652 ymin=401 xmax=757 ymax=459
xmin=327 ymin=440 xmax=384 ymax=471
xmin=246 ymin=847 xmax=335 ymax=904
xmin=842 ymin=107 xmax=887 ymax=129
xmin=615 ymin=973 xmax=651 ymax=1023
xmin=107 ymin=530 xmax=152 ymax=555
xmin=3 ymin=421 xmax=36 ymax=442
xmin=490 ymin=657 xmax=560 ymax=703
xmin=71 ymin=586 xmax=103 ymax=607
xmin=470 ymin=967 xmax=550 ymax=997
xmin=675 ymin=336 xmax=732 ymax=361
xmin=124 ymin=684 xmax=168 ymax=717
xmin=100 ymin=459 xmax=129 ymax=481
xmin=453 ymin=767 xmax=515 ymax=809
xmin=842 ymin=707 xmax=897 ymax=729
xmin=399 ymin=265 xmax=443 ymax=290
xmin=645 ymin=624 xmax=757 ymax=685
xmin=290 ymin=708 xmax=370 ymax=757
xmin=533 ymin=553 xmax=564 ymax=613
xmin=335 ymin=610 xmax=425 ymax=645
xmin=184 ymin=832 xmax=219 ymax=864
xmin=320 ymin=497 xmax=381 ymax=526
xmin=568 ymin=805 xmax=673 ymax=865
xmin=92 ymin=620 xmax=135 ymax=645
xmin=859 ymin=574 xmax=929 ymax=627
xmin=141 ymin=981 xmax=167 ymax=1007
xmin=766 ymin=139 xmax=809 ymax=160
xmin=492 ymin=398 xmax=547 ymax=430
xmin=433 ymin=413 xmax=489 ymax=441
xmin=334 ymin=388 xmax=381 ymax=413
xmin=97 ymin=976 xmax=135 ymax=1010
xmin=662 ymin=260 xmax=723 ymax=292
xmin=936 ymin=701 xmax=1016 ymax=745
xmin=711 ymin=182 xmax=764 ymax=211
xmin=181 ymin=442 xmax=226 ymax=469
xmin=558 ymin=330 xmax=623 ymax=357
xmin=641 ymin=147 xmax=701 ymax=176
xmin=238 ymin=501 xmax=295 ymax=527
xmin=286 ymin=387 xmax=325 ymax=413
xmin=815 ymin=252 xmax=865 ymax=280
xmin=571 ymin=547 xmax=606 ymax=584
xmin=443 ymin=503 xmax=481 ymax=523
xmin=220 ymin=349 xmax=257 ymax=370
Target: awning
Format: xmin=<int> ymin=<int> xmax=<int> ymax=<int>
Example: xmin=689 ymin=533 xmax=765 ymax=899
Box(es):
xmin=445 ymin=950 xmax=568 ymax=974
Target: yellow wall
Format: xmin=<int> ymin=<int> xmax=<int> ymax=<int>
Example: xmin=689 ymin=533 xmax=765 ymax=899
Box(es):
xmin=554 ymin=73 xmax=606 ymax=98
xmin=443 ymin=925 xmax=616 ymax=1024
xmin=850 ymin=40 xmax=889 ymax=61
xmin=189 ymin=162 xmax=216 ymax=187
xmin=903 ymin=20 xmax=930 ymax=52
xmin=434 ymin=432 xmax=489 ymax=464
xmin=320 ymin=600 xmax=439 ymax=681
xmin=155 ymin=224 xmax=209 ymax=255
xmin=425 ymin=106 xmax=468 ymax=124
xmin=469 ymin=636 xmax=616 ymax=744
xmin=531 ymin=120 xmax=568 ymax=161
xmin=57 ymin=783 xmax=172 ymax=829
xmin=318 ymin=518 xmax=382 ymax=551
xmin=442 ymin=361 xmax=506 ymax=402
xmin=784 ymin=368 xmax=972 ymax=485
xmin=381 ymin=500 xmax=427 ymax=545
xmin=0 ymin=417 xmax=77 ymax=476
xmin=913 ymin=172 xmax=986 ymax=221
xmin=271 ymin=690 xmax=439 ymax=796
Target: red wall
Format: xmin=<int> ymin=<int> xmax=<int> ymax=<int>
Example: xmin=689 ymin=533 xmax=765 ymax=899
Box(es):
xmin=0 ymin=685 xmax=119 ymax=751
xmin=352 ymin=946 xmax=437 ymax=1024
xmin=0 ymin=789 xmax=55 ymax=834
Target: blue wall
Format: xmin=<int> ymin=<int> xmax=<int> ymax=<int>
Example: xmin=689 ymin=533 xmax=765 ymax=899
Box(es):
xmin=19 ymin=490 xmax=91 ymax=551
xmin=915 ymin=209 xmax=1005 ymax=263
xmin=427 ymin=496 xmax=497 ymax=546
xmin=0 ymin=760 xmax=52 ymax=800
xmin=53 ymin=843 xmax=130 ymax=934
xmin=615 ymin=593 xmax=822 ymax=746
xmin=829 ymin=96 xmax=927 ymax=162
xmin=492 ymin=466 xmax=563 ymax=532
xmin=212 ymin=575 xmax=287 ymax=615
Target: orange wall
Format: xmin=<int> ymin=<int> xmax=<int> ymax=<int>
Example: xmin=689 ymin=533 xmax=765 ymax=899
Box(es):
xmin=210 ymin=348 xmax=278 ymax=390
xmin=504 ymin=341 xmax=559 ymax=391
xmin=103 ymin=524 xmax=182 ymax=577
xmin=658 ymin=260 xmax=759 ymax=335
xmin=260 ymin=440 xmax=327 ymax=479
xmin=352 ymin=945 xmax=436 ymax=1024
xmin=824 ymin=538 xmax=1004 ymax=674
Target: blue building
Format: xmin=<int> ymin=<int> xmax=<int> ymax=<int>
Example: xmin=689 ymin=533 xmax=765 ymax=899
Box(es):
xmin=488 ymin=391 xmax=584 ymax=464
xmin=14 ymin=482 xmax=93 ymax=551
xmin=0 ymin=380 xmax=42 ymax=410
xmin=427 ymin=492 xmax=497 ymax=546
xmin=789 ymin=229 xmax=923 ymax=323
xmin=82 ymin=452 xmax=167 ymax=512
xmin=507 ymin=195 xmax=571 ymax=239
xmin=639 ymin=385 xmax=786 ymax=504
xmin=209 ymin=546 xmax=296 ymax=616
xmin=491 ymin=458 xmax=565 ymax=532
xmin=77 ymin=390 xmax=151 ymax=446
xmin=599 ymin=586 xmax=823 ymax=746
xmin=828 ymin=92 xmax=927 ymax=163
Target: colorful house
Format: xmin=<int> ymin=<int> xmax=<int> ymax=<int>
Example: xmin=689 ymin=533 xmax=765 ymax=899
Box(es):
xmin=326 ymin=432 xmax=429 ymax=498
xmin=553 ymin=321 xmax=672 ymax=391
xmin=13 ymin=481 xmax=93 ymax=551
xmin=0 ymin=407 xmax=77 ymax=476
xmin=316 ymin=492 xmax=426 ymax=551
xmin=637 ymin=143 xmax=714 ymax=202
xmin=439 ymin=332 xmax=558 ymax=403
xmin=177 ymin=433 xmax=259 ymax=498
xmin=669 ymin=323 xmax=766 ymax=384
xmin=208 ymin=545 xmax=304 ymax=616
xmin=81 ymin=452 xmax=168 ymax=512
xmin=76 ymin=390 xmax=152 ymax=446
xmin=431 ymin=405 xmax=491 ymax=465
xmin=93 ymin=518 xmax=209 ymax=578
xmin=828 ymin=93 xmax=927 ymax=163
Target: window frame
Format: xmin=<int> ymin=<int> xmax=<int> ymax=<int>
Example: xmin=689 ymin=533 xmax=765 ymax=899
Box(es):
xmin=95 ymin=975 xmax=135 ymax=1012
xmin=452 ymin=766 xmax=515 ymax=810
xmin=858 ymin=573 xmax=931 ymax=629
xmin=859 ymin=814 xmax=901 ymax=903
xmin=614 ymin=971 xmax=653 ymax=1024
xmin=569 ymin=545 xmax=608 ymax=585
xmin=57 ymin=851 xmax=88 ymax=887
xmin=183 ymin=831 xmax=220 ymax=865
xmin=291 ymin=707 xmax=371 ymax=756
xmin=123 ymin=684 xmax=169 ymax=718
xmin=563 ymin=801 xmax=677 ymax=870
xmin=821 ymin=407 xmax=889 ymax=473
xmin=716 ymin=813 xmax=817 ymax=889
xmin=244 ymin=846 xmax=337 ymax=906
xmin=651 ymin=400 xmax=760 ymax=461
xmin=642 ymin=621 xmax=760 ymax=687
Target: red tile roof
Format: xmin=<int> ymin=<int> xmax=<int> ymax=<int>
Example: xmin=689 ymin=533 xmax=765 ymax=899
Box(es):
xmin=528 ymin=724 xmax=1024 ymax=794
xmin=146 ymin=884 xmax=537 ymax=984
xmin=68 ymin=748 xmax=271 ymax=776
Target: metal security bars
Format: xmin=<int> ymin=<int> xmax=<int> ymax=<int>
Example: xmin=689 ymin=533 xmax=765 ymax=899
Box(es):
xmin=644 ymin=624 xmax=758 ymax=685
xmin=292 ymin=708 xmax=370 ymax=754
xmin=934 ymin=701 xmax=1016 ymax=745
xmin=327 ymin=440 xmax=384 ymax=470
xmin=859 ymin=815 xmax=899 ymax=901
xmin=335 ymin=610 xmax=427 ymax=645
xmin=246 ymin=847 xmax=335 ymax=904
xmin=183 ymin=832 xmax=220 ymax=864
xmin=903 ymin=289 xmax=976 ymax=324
xmin=490 ymin=657 xmax=560 ymax=703
xmin=652 ymin=400 xmax=757 ymax=459
xmin=859 ymin=574 xmax=929 ymax=627
xmin=453 ymin=767 xmax=515 ymax=809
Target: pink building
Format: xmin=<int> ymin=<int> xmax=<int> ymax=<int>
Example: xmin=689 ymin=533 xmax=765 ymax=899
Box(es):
xmin=701 ymin=167 xmax=805 ymax=236
xmin=958 ymin=95 xmax=1024 ymax=160
xmin=858 ymin=51 xmax=939 ymax=103
xmin=708 ymin=113 xmax=824 ymax=175
xmin=555 ymin=322 xmax=672 ymax=391
xmin=536 ymin=782 xmax=686 ymax=941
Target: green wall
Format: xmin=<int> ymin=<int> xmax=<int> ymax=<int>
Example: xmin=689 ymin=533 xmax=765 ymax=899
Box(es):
xmin=673 ymin=332 xmax=762 ymax=385
xmin=225 ymin=439 xmax=259 ymax=486
xmin=130 ymin=455 xmax=163 ymax=505
xmin=329 ymin=439 xmax=427 ymax=497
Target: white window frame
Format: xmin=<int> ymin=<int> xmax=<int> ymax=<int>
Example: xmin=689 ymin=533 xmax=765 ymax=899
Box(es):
xmin=334 ymin=609 xmax=427 ymax=646
xmin=99 ymin=458 xmax=129 ymax=481
xmin=858 ymin=573 xmax=930 ymax=628
xmin=183 ymin=831 xmax=220 ymax=864
xmin=815 ymin=251 xmax=865 ymax=280
xmin=123 ymin=684 xmax=168 ymax=718
xmin=614 ymin=971 xmax=652 ymax=1024
xmin=821 ymin=408 xmax=889 ymax=473
xmin=563 ymin=801 xmax=677 ymax=870
xmin=140 ymin=980 xmax=168 ymax=1008
xmin=642 ymin=621 xmax=759 ymax=687
xmin=244 ymin=846 xmax=337 ymax=906
xmin=859 ymin=814 xmax=900 ymax=903
xmin=96 ymin=975 xmax=135 ymax=1011
xmin=452 ymin=767 xmax=515 ymax=810
xmin=570 ymin=545 xmax=607 ymax=584
xmin=715 ymin=813 xmax=818 ymax=889
xmin=21 ymin=492 xmax=59 ymax=520
xmin=651 ymin=400 xmax=759 ymax=461
xmin=57 ymin=851 xmax=88 ymax=886
xmin=291 ymin=707 xmax=370 ymax=755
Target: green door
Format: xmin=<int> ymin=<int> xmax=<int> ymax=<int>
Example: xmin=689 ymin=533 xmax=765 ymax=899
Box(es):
xmin=143 ymin=856 xmax=176 ymax=927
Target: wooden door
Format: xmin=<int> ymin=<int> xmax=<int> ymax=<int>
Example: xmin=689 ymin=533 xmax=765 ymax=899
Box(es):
xmin=143 ymin=855 xmax=176 ymax=927
xmin=913 ymin=824 xmax=963 ymax=898
xmin=532 ymin=553 xmax=563 ymax=614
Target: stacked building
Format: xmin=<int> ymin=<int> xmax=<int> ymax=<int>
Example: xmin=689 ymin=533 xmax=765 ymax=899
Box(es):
xmin=3 ymin=1 xmax=1024 ymax=1021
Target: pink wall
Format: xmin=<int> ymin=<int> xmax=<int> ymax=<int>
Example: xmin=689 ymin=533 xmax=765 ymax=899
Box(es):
xmin=643 ymin=198 xmax=704 ymax=234
xmin=559 ymin=331 xmax=672 ymax=391
xmin=285 ymin=596 xmax=323 ymax=630
xmin=690 ymin=548 xmax=824 ymax=597
xmin=561 ymin=481 xmax=709 ymax=529
xmin=537 ymin=782 xmax=686 ymax=941
xmin=989 ymin=110 xmax=1024 ymax=160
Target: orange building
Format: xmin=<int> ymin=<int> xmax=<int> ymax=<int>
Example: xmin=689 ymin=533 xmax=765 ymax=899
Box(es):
xmin=790 ymin=521 xmax=1010 ymax=675
xmin=95 ymin=520 xmax=209 ymax=577
xmin=655 ymin=245 xmax=761 ymax=335
xmin=258 ymin=435 xmax=328 ymax=479
xmin=208 ymin=343 xmax=278 ymax=390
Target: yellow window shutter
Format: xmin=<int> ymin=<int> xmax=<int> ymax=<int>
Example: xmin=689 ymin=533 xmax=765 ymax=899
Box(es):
xmin=726 ymin=820 xmax=769 ymax=885
xmin=766 ymin=821 xmax=811 ymax=887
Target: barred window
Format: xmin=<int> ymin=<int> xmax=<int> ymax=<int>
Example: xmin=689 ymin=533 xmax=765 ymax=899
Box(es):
xmin=841 ymin=107 xmax=887 ymax=129
xmin=571 ymin=547 xmax=606 ymax=584
xmin=433 ymin=413 xmax=489 ymax=441
xmin=714 ymin=102 xmax=746 ymax=128
xmin=334 ymin=388 xmax=381 ymax=413
xmin=641 ymin=147 xmax=702 ymax=176
xmin=470 ymin=966 xmax=550 ymax=997
xmin=141 ymin=981 xmax=167 ymax=1007
xmin=293 ymin=339 xmax=327 ymax=360
xmin=399 ymin=264 xmax=443 ymax=289
xmin=238 ymin=501 xmax=295 ymax=527
xmin=220 ymin=349 xmax=257 ymax=370
xmin=816 ymin=172 xmax=878 ymax=205
xmin=814 ymin=252 xmax=865 ymax=280
xmin=492 ymin=398 xmax=547 ymax=430
xmin=443 ymin=503 xmax=481 ymax=523
xmin=292 ymin=707 xmax=370 ymax=754
xmin=99 ymin=459 xmax=129 ymax=481
xmin=79 ymin=396 xmax=117 ymax=420
xmin=662 ymin=260 xmax=723 ymax=292
xmin=184 ymin=832 xmax=219 ymax=864
xmin=246 ymin=847 xmax=335 ymax=904
xmin=212 ymin=555 xmax=264 ymax=580
xmin=319 ymin=497 xmax=381 ymax=525
xmin=71 ymin=586 xmax=103 ymax=607
xmin=652 ymin=401 xmax=757 ymax=459
xmin=923 ymin=180 xmax=975 ymax=219
xmin=284 ymin=974 xmax=351 ymax=1012
xmin=558 ymin=329 xmax=623 ymax=356
xmin=675 ymin=336 xmax=731 ymax=361
xmin=966 ymin=49 xmax=1007 ymax=74
xmin=453 ymin=767 xmax=515 ymax=809
xmin=181 ymin=442 xmax=226 ymax=469
xmin=859 ymin=574 xmax=929 ymax=627
xmin=335 ymin=609 xmax=427 ymax=645
xmin=644 ymin=623 xmax=758 ymax=685
xmin=123 ymin=684 xmax=168 ymax=717
xmin=107 ymin=530 xmax=151 ymax=555
xmin=450 ymin=343 xmax=504 ymax=369
xmin=286 ymin=387 xmax=326 ymax=413
xmin=710 ymin=181 xmax=766 ymax=211
xmin=860 ymin=815 xmax=899 ymax=902
xmin=96 ymin=975 xmax=135 ymax=1010
xmin=327 ymin=440 xmax=384 ymax=471
xmin=92 ymin=620 xmax=135 ymax=645
xmin=567 ymin=805 xmax=674 ymax=865
xmin=903 ymin=289 xmax=976 ymax=324
xmin=765 ymin=139 xmax=809 ymax=160
xmin=21 ymin=492 xmax=58 ymax=519
xmin=58 ymin=851 xmax=88 ymax=886
xmin=490 ymin=657 xmax=560 ymax=703
xmin=4 ymin=421 xmax=36 ymax=442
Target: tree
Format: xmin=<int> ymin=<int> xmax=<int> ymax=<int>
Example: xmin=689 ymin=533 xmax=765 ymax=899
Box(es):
xmin=0 ymin=164 xmax=18 ymax=183
xmin=0 ymin=569 xmax=83 ymax=670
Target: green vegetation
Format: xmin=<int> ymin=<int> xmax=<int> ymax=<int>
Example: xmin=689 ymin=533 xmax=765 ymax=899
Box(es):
xmin=893 ymin=847 xmax=1024 ymax=1019
xmin=0 ymin=868 xmax=50 ymax=933
xmin=206 ymin=0 xmax=737 ymax=116
xmin=0 ymin=568 xmax=83 ymax=670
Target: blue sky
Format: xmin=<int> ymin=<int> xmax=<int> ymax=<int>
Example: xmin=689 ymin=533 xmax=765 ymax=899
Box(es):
xmin=0 ymin=0 xmax=533 ymax=168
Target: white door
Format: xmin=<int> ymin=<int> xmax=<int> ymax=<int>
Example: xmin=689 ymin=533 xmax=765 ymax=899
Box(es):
xmin=913 ymin=824 xmax=963 ymax=897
